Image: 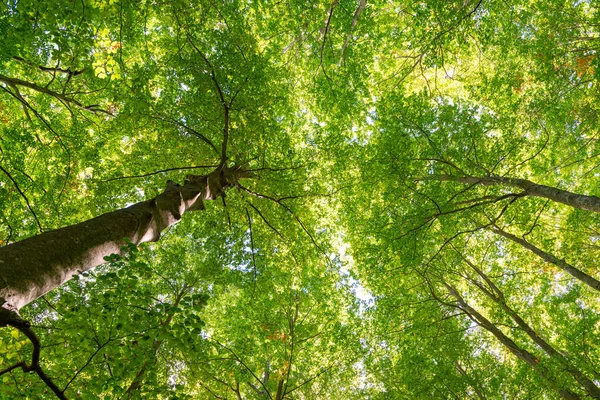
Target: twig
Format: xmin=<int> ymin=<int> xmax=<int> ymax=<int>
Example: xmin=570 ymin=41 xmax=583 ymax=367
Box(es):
xmin=164 ymin=116 xmax=219 ymax=154
xmin=12 ymin=56 xmax=86 ymax=76
xmin=245 ymin=201 xmax=284 ymax=238
xmin=62 ymin=340 xmax=111 ymax=393
xmin=245 ymin=207 xmax=258 ymax=292
xmin=319 ymin=0 xmax=339 ymax=68
xmin=213 ymin=341 xmax=273 ymax=400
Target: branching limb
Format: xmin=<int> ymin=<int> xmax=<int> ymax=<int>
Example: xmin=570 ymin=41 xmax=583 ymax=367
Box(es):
xmin=245 ymin=200 xmax=284 ymax=238
xmin=0 ymin=312 xmax=66 ymax=399
xmin=319 ymin=0 xmax=339 ymax=68
xmin=12 ymin=56 xmax=86 ymax=77
xmin=213 ymin=340 xmax=273 ymax=400
xmin=237 ymin=184 xmax=324 ymax=256
xmin=163 ymin=115 xmax=219 ymax=154
xmin=0 ymin=73 xmax=110 ymax=115
xmin=245 ymin=207 xmax=259 ymax=285
xmin=61 ymin=340 xmax=111 ymax=394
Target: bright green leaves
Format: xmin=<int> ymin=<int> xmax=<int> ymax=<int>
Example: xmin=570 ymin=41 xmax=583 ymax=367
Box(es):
xmin=4 ymin=0 xmax=600 ymax=398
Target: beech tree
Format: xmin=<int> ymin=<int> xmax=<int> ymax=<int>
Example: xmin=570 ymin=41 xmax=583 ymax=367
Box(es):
xmin=3 ymin=0 xmax=600 ymax=399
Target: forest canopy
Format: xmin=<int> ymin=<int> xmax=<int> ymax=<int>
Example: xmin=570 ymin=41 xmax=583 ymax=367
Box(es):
xmin=1 ymin=0 xmax=600 ymax=398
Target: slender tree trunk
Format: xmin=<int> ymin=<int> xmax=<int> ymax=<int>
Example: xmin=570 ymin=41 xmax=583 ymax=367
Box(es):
xmin=454 ymin=361 xmax=485 ymax=400
xmin=490 ymin=227 xmax=600 ymax=292
xmin=275 ymin=378 xmax=285 ymax=400
xmin=0 ymin=166 xmax=249 ymax=318
xmin=125 ymin=289 xmax=187 ymax=397
xmin=443 ymin=283 xmax=580 ymax=400
xmin=462 ymin=259 xmax=600 ymax=398
xmin=430 ymin=174 xmax=600 ymax=213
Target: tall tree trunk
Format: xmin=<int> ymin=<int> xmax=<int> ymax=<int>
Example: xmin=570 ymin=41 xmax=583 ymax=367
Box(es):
xmin=461 ymin=259 xmax=600 ymax=398
xmin=125 ymin=288 xmax=188 ymax=398
xmin=0 ymin=166 xmax=249 ymax=318
xmin=442 ymin=283 xmax=580 ymax=400
xmin=490 ymin=227 xmax=600 ymax=292
xmin=454 ymin=361 xmax=485 ymax=400
xmin=430 ymin=174 xmax=600 ymax=213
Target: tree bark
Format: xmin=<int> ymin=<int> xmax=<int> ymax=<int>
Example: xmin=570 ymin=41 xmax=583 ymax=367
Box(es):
xmin=429 ymin=174 xmax=600 ymax=213
xmin=443 ymin=283 xmax=580 ymax=400
xmin=461 ymin=259 xmax=600 ymax=398
xmin=0 ymin=166 xmax=249 ymax=316
xmin=490 ymin=227 xmax=600 ymax=293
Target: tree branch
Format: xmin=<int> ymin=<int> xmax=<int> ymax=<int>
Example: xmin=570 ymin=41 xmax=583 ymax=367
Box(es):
xmin=0 ymin=164 xmax=42 ymax=233
xmin=12 ymin=56 xmax=86 ymax=77
xmin=0 ymin=73 xmax=110 ymax=115
xmin=0 ymin=314 xmax=66 ymax=399
xmin=99 ymin=165 xmax=218 ymax=182
xmin=186 ymin=36 xmax=230 ymax=166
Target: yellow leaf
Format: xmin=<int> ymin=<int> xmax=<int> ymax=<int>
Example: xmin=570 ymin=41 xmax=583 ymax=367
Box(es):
xmin=575 ymin=55 xmax=594 ymax=78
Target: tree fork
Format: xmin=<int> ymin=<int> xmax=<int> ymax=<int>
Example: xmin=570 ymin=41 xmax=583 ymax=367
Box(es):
xmin=0 ymin=165 xmax=251 ymax=316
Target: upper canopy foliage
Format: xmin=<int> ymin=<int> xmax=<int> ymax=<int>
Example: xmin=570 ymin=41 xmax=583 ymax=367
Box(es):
xmin=1 ymin=0 xmax=600 ymax=398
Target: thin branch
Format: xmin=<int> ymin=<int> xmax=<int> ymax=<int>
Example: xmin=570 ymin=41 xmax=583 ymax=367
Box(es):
xmin=99 ymin=165 xmax=218 ymax=182
xmin=186 ymin=36 xmax=230 ymax=166
xmin=0 ymin=85 xmax=71 ymax=154
xmin=62 ymin=340 xmax=111 ymax=393
xmin=238 ymin=184 xmax=325 ymax=257
xmin=0 ymin=165 xmax=42 ymax=232
xmin=214 ymin=341 xmax=273 ymax=400
xmin=245 ymin=201 xmax=284 ymax=238
xmin=12 ymin=56 xmax=86 ymax=76
xmin=319 ymin=0 xmax=339 ymax=68
xmin=245 ymin=207 xmax=259 ymax=286
xmin=163 ymin=115 xmax=219 ymax=154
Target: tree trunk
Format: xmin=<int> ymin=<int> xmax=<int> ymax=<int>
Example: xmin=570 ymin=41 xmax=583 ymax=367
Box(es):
xmin=443 ymin=283 xmax=580 ymax=400
xmin=0 ymin=166 xmax=249 ymax=317
xmin=461 ymin=259 xmax=600 ymax=398
xmin=125 ymin=289 xmax=187 ymax=397
xmin=490 ymin=227 xmax=600 ymax=293
xmin=431 ymin=174 xmax=600 ymax=213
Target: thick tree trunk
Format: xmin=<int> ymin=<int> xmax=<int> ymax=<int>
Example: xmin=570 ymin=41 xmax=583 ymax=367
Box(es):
xmin=432 ymin=174 xmax=600 ymax=213
xmin=443 ymin=283 xmax=580 ymax=400
xmin=0 ymin=166 xmax=248 ymax=315
xmin=490 ymin=227 xmax=600 ymax=293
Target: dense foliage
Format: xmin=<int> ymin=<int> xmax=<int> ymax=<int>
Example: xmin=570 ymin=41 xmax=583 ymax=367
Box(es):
xmin=2 ymin=0 xmax=600 ymax=398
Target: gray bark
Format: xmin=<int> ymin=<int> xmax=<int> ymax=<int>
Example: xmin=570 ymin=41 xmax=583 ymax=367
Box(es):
xmin=0 ymin=166 xmax=249 ymax=314
xmin=443 ymin=283 xmax=580 ymax=400
xmin=431 ymin=174 xmax=600 ymax=213
xmin=491 ymin=227 xmax=600 ymax=293
xmin=463 ymin=260 xmax=600 ymax=398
